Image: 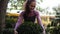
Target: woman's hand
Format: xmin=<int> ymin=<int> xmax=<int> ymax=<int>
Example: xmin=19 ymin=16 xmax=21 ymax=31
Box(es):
xmin=14 ymin=30 xmax=18 ymax=34
xmin=43 ymin=30 xmax=46 ymax=34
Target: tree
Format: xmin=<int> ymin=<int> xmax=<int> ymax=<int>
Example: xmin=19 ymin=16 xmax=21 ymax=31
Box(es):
xmin=0 ymin=0 xmax=9 ymax=34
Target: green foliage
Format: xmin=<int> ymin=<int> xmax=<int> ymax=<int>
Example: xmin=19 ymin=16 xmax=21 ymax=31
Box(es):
xmin=8 ymin=0 xmax=26 ymax=10
xmin=3 ymin=16 xmax=18 ymax=34
xmin=5 ymin=17 xmax=17 ymax=28
xmin=46 ymin=18 xmax=60 ymax=34
xmin=3 ymin=28 xmax=14 ymax=34
xmin=17 ymin=21 xmax=43 ymax=34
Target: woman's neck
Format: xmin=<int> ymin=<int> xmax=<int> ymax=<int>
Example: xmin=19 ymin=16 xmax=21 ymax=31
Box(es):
xmin=28 ymin=11 xmax=35 ymax=17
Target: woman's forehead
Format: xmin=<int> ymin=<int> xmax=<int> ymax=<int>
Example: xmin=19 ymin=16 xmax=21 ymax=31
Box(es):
xmin=30 ymin=2 xmax=36 ymax=5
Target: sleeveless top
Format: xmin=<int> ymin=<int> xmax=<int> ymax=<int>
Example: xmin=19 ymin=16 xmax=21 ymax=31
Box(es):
xmin=21 ymin=10 xmax=37 ymax=23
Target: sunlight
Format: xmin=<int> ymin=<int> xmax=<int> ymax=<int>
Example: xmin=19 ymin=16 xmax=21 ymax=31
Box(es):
xmin=40 ymin=0 xmax=60 ymax=8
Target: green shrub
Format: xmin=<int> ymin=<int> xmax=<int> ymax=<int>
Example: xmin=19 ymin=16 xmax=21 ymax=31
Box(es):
xmin=46 ymin=19 xmax=60 ymax=34
xmin=3 ymin=28 xmax=14 ymax=34
xmin=17 ymin=21 xmax=43 ymax=34
xmin=5 ymin=18 xmax=17 ymax=28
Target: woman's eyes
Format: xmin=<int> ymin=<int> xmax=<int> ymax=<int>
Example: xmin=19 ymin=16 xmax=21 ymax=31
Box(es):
xmin=31 ymin=5 xmax=35 ymax=7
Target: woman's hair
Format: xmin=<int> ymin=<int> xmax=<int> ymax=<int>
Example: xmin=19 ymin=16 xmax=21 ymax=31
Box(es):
xmin=24 ymin=0 xmax=36 ymax=16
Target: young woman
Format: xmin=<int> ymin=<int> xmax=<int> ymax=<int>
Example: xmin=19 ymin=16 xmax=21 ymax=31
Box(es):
xmin=14 ymin=0 xmax=45 ymax=34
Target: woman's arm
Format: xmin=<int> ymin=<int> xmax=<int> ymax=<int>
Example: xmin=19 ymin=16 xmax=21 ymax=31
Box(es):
xmin=36 ymin=12 xmax=45 ymax=34
xmin=14 ymin=12 xmax=23 ymax=30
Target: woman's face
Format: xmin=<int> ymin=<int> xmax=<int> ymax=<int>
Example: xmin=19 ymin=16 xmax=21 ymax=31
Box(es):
xmin=29 ymin=1 xmax=36 ymax=11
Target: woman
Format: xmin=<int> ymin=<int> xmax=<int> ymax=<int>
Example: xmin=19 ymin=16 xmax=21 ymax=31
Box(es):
xmin=14 ymin=0 xmax=45 ymax=34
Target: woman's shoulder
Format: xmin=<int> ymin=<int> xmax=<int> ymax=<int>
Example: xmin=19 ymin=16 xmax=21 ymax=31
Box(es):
xmin=19 ymin=10 xmax=25 ymax=16
xmin=20 ymin=10 xmax=25 ymax=15
xmin=34 ymin=10 xmax=40 ymax=15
